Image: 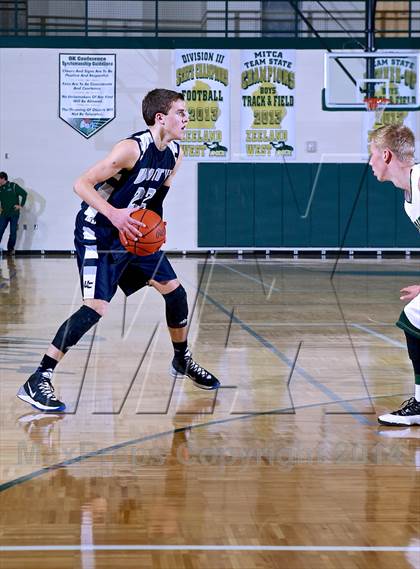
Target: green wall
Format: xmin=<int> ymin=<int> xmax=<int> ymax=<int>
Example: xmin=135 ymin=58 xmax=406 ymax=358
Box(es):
xmin=198 ymin=163 xmax=419 ymax=248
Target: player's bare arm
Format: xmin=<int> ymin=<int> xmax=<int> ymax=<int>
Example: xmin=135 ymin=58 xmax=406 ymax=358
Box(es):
xmin=74 ymin=139 xmax=145 ymax=240
xmin=400 ymin=285 xmax=420 ymax=301
xmin=164 ymin=148 xmax=184 ymax=186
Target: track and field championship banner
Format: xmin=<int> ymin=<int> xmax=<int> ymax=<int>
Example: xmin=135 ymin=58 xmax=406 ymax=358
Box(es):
xmin=59 ymin=53 xmax=116 ymax=139
xmin=363 ymin=54 xmax=418 ymax=153
xmin=175 ymin=50 xmax=230 ymax=160
xmin=241 ymin=50 xmax=296 ymax=160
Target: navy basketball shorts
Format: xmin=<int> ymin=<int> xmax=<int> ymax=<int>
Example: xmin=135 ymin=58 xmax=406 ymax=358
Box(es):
xmin=74 ymin=220 xmax=177 ymax=302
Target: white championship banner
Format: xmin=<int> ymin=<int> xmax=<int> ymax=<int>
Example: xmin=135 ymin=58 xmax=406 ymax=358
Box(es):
xmin=59 ymin=53 xmax=116 ymax=139
xmin=240 ymin=49 xmax=296 ymax=160
xmin=175 ymin=49 xmax=230 ymax=160
xmin=363 ymin=53 xmax=418 ymax=152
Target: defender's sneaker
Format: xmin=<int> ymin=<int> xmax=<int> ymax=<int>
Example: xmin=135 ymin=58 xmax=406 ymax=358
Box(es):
xmin=170 ymin=350 xmax=220 ymax=390
xmin=17 ymin=370 xmax=66 ymax=412
xmin=378 ymin=397 xmax=420 ymax=426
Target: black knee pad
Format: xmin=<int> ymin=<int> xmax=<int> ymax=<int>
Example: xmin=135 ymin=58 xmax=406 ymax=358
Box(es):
xmin=164 ymin=285 xmax=188 ymax=328
xmin=52 ymin=305 xmax=102 ymax=353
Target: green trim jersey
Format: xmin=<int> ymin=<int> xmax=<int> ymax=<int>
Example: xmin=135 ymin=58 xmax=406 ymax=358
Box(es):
xmin=399 ymin=163 xmax=420 ymax=333
xmin=404 ymin=164 xmax=420 ymax=231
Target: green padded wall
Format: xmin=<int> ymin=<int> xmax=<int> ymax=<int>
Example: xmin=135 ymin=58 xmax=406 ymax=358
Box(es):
xmin=226 ymin=164 xmax=254 ymax=246
xmin=282 ymin=163 xmax=312 ymax=247
xmin=254 ymin=164 xmax=282 ymax=246
xmin=197 ymin=163 xmax=420 ymax=248
xmin=367 ymin=175 xmax=396 ymax=247
xmin=310 ymin=163 xmax=340 ymax=247
xmin=197 ymin=163 xmax=226 ymax=246
xmin=339 ymin=164 xmax=368 ymax=247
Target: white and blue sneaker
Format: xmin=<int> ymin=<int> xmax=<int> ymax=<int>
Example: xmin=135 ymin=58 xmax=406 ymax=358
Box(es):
xmin=17 ymin=370 xmax=66 ymax=412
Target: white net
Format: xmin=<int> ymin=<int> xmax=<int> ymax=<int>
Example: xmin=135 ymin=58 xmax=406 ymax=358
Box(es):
xmin=363 ymin=97 xmax=390 ymax=124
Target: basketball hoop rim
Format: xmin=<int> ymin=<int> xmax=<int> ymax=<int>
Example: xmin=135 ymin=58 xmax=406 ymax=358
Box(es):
xmin=363 ymin=96 xmax=391 ymax=111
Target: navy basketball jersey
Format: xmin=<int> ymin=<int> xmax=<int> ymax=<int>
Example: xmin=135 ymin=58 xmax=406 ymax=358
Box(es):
xmin=80 ymin=129 xmax=179 ymax=227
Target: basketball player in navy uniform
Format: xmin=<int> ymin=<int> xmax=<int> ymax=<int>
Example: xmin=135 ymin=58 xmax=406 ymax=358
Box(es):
xmin=17 ymin=89 xmax=220 ymax=412
xmin=370 ymin=124 xmax=420 ymax=426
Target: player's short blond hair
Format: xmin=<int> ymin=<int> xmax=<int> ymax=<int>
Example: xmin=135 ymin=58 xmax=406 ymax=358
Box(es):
xmin=370 ymin=125 xmax=415 ymax=163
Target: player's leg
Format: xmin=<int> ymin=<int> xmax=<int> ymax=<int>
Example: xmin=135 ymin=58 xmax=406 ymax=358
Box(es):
xmin=119 ymin=251 xmax=220 ymax=389
xmin=7 ymin=215 xmax=18 ymax=254
xmin=17 ymin=299 xmax=106 ymax=412
xmin=0 ymin=215 xmax=9 ymax=250
xmin=46 ymin=298 xmax=108 ymax=361
xmin=17 ymin=222 xmax=124 ymax=412
xmin=150 ymin=276 xmax=220 ymax=390
xmin=378 ymin=330 xmax=420 ymax=426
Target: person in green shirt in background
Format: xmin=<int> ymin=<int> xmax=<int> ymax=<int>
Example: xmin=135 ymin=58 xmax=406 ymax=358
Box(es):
xmin=0 ymin=171 xmax=27 ymax=255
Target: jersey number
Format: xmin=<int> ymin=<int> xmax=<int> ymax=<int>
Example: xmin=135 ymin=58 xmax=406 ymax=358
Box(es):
xmin=129 ymin=186 xmax=156 ymax=209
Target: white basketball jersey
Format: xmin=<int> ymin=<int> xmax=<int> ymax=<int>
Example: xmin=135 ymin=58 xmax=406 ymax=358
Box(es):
xmin=404 ymin=164 xmax=420 ymax=231
xmin=403 ymin=164 xmax=420 ymax=330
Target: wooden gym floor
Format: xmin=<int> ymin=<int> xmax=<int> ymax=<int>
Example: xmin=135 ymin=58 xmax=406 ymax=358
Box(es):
xmin=0 ymin=254 xmax=419 ymax=569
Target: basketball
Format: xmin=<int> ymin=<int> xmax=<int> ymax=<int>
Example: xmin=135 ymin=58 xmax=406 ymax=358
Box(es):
xmin=119 ymin=209 xmax=166 ymax=256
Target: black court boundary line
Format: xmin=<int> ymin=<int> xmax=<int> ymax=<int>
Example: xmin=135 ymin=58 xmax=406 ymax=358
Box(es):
xmin=4 ymin=259 xmax=379 ymax=494
xmin=301 ymin=269 xmax=420 ymax=277
xmin=1 ymin=391 xmax=411 ymax=494
xmin=2 ymin=259 xmax=407 ymax=492
xmin=191 ymin=272 xmax=374 ymax=425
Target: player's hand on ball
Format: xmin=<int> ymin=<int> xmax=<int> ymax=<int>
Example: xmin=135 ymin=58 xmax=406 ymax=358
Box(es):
xmin=109 ymin=207 xmax=145 ymax=243
xmin=400 ymin=285 xmax=420 ymax=301
xmin=119 ymin=210 xmax=166 ymax=256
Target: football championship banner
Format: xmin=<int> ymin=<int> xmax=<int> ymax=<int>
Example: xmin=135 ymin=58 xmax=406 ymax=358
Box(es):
xmin=363 ymin=54 xmax=418 ymax=153
xmin=59 ymin=53 xmax=116 ymax=139
xmin=175 ymin=50 xmax=230 ymax=160
xmin=241 ymin=50 xmax=296 ymax=160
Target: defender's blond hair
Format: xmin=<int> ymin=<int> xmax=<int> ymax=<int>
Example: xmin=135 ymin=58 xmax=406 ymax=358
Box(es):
xmin=370 ymin=125 xmax=415 ymax=163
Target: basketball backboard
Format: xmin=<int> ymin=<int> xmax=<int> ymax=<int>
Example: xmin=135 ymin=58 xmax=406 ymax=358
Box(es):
xmin=323 ymin=51 xmax=420 ymax=111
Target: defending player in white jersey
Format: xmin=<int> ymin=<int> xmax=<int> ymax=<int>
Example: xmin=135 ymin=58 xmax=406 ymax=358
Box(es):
xmin=370 ymin=124 xmax=420 ymax=426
